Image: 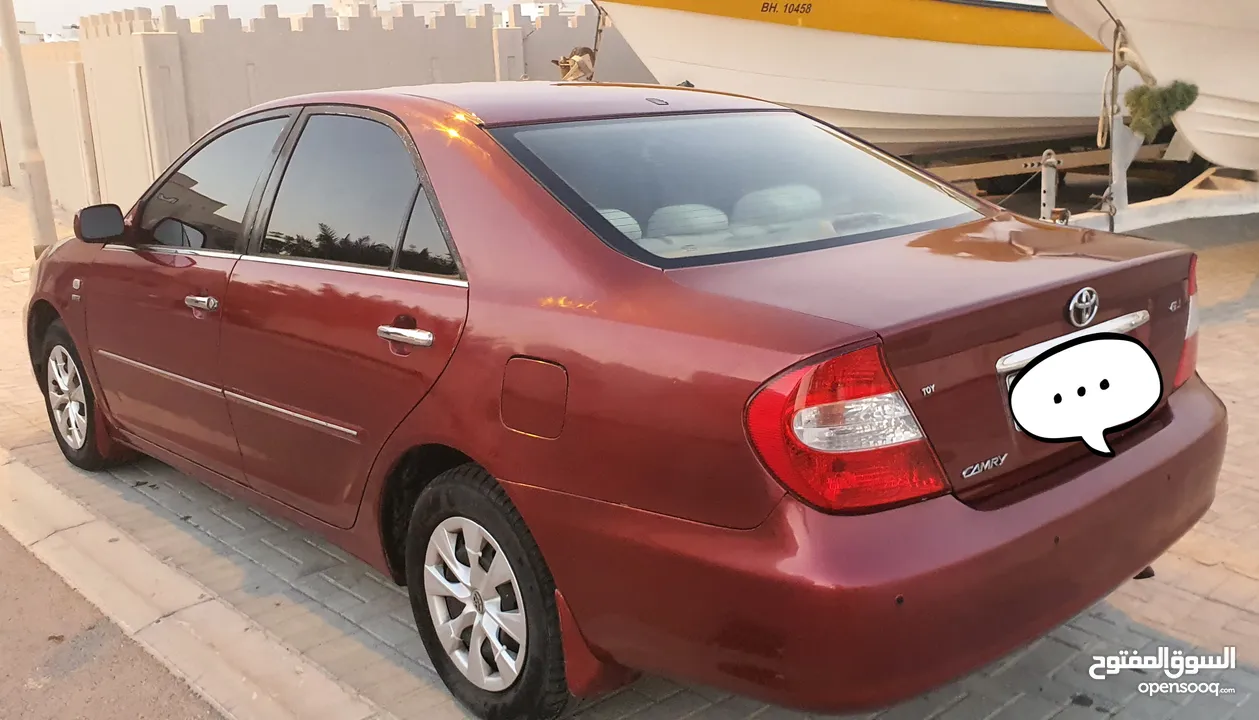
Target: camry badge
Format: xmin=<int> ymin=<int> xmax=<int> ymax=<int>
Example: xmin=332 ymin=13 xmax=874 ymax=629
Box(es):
xmin=962 ymin=453 xmax=1009 ymax=479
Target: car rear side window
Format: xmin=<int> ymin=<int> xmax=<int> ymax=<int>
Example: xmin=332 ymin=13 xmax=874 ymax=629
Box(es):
xmin=139 ymin=117 xmax=288 ymax=252
xmin=490 ymin=111 xmax=983 ymax=268
xmin=396 ymin=189 xmax=459 ymax=277
xmin=260 ymin=114 xmax=419 ymax=269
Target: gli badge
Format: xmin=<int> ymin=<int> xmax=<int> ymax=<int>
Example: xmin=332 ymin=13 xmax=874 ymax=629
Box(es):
xmin=961 ymin=453 xmax=1009 ymax=479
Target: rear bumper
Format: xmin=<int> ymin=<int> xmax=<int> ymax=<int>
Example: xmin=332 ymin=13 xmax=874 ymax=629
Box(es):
xmin=508 ymin=374 xmax=1228 ymax=712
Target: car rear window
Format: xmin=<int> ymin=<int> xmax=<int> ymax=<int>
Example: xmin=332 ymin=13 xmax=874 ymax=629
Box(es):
xmin=490 ymin=111 xmax=984 ymax=267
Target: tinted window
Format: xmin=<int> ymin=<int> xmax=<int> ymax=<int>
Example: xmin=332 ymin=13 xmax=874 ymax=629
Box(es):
xmin=261 ymin=114 xmax=419 ymax=269
xmin=491 ymin=112 xmax=982 ymax=266
xmin=140 ymin=118 xmax=287 ymax=251
xmin=397 ymin=190 xmax=459 ymax=276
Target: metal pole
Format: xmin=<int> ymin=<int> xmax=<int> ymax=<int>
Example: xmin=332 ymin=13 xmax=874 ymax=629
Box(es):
xmin=0 ymin=0 xmax=58 ymax=258
xmin=1039 ymin=150 xmax=1060 ymax=222
xmin=589 ymin=1 xmax=607 ymax=81
xmin=1105 ymin=23 xmax=1122 ymax=233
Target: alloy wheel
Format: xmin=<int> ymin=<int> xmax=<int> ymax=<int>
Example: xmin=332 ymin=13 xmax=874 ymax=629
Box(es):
xmin=46 ymin=345 xmax=88 ymax=450
xmin=423 ymin=515 xmax=528 ymax=692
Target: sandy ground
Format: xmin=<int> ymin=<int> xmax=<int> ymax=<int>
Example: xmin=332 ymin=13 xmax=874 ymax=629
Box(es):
xmin=0 ymin=526 xmax=220 ymax=720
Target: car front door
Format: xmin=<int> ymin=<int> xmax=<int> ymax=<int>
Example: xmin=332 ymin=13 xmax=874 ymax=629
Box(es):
xmin=218 ymin=108 xmax=468 ymax=528
xmin=86 ymin=110 xmax=296 ymax=483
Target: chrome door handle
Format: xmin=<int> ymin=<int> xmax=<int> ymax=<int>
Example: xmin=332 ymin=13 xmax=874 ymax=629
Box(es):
xmin=377 ymin=325 xmax=434 ymax=347
xmin=185 ymin=295 xmax=219 ymax=312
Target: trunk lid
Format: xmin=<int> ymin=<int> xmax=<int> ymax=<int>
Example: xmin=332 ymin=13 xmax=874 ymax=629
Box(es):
xmin=667 ymin=213 xmax=1193 ymax=501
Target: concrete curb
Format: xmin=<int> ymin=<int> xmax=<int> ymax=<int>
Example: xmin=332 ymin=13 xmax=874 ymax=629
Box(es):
xmin=0 ymin=452 xmax=394 ymax=720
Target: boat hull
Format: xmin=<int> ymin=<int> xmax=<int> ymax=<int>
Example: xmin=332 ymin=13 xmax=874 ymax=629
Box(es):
xmin=1050 ymin=0 xmax=1259 ymax=170
xmin=600 ymin=1 xmax=1126 ymax=155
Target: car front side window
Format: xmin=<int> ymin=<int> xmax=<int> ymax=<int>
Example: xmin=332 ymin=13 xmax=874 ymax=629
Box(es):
xmin=259 ymin=114 xmax=420 ymax=270
xmin=138 ymin=117 xmax=289 ymax=252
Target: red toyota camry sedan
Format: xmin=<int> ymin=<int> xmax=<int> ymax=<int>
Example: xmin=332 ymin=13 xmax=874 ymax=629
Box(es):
xmin=26 ymin=82 xmax=1226 ymax=718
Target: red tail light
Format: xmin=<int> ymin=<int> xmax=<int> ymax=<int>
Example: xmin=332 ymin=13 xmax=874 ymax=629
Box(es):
xmin=745 ymin=343 xmax=949 ymax=514
xmin=1173 ymin=254 xmax=1199 ymax=389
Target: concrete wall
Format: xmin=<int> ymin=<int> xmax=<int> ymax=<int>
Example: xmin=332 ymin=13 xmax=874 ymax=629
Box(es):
xmin=50 ymin=3 xmax=655 ymax=210
xmin=0 ymin=42 xmax=97 ymax=213
xmin=162 ymin=4 xmax=496 ymax=141
xmin=17 ymin=20 xmax=41 ymax=43
xmin=79 ymin=10 xmax=163 ymax=209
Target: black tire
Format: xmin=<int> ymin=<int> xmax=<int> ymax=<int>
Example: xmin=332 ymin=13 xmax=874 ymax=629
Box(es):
xmin=405 ymin=464 xmax=573 ymax=720
xmin=39 ymin=320 xmax=123 ymax=471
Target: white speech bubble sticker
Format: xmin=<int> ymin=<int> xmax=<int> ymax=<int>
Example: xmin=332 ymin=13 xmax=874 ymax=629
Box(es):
xmin=1008 ymin=334 xmax=1163 ymax=456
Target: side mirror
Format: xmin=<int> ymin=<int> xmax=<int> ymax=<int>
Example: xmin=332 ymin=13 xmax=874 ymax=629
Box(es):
xmin=152 ymin=217 xmax=206 ymax=249
xmin=74 ymin=204 xmax=125 ymax=243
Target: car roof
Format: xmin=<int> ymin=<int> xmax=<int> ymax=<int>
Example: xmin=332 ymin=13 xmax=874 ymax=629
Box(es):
xmin=246 ymin=82 xmax=786 ymax=128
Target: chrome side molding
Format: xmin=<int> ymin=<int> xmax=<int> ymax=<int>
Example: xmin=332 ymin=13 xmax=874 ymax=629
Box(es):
xmin=96 ymin=348 xmax=359 ymax=439
xmin=224 ymin=390 xmax=359 ymax=439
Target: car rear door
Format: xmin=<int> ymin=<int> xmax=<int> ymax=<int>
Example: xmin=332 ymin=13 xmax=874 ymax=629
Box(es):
xmin=86 ymin=110 xmax=296 ymax=483
xmin=218 ymin=107 xmax=468 ymax=528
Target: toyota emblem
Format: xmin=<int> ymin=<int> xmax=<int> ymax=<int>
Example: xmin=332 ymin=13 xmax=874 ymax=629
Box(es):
xmin=1067 ymin=287 xmax=1099 ymax=328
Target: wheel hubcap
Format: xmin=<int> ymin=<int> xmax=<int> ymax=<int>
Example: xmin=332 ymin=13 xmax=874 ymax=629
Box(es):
xmin=424 ymin=516 xmax=527 ymax=692
xmin=46 ymin=346 xmax=88 ymax=451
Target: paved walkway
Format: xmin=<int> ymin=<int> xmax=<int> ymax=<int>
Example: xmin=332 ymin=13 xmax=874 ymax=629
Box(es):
xmin=2 ymin=187 xmax=1259 ymax=719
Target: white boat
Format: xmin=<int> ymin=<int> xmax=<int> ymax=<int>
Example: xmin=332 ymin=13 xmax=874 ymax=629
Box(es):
xmin=1049 ymin=0 xmax=1259 ymax=170
xmin=594 ymin=0 xmax=1137 ymax=156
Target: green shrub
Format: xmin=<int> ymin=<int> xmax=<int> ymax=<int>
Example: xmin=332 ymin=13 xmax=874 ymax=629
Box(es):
xmin=1125 ymin=81 xmax=1199 ymax=139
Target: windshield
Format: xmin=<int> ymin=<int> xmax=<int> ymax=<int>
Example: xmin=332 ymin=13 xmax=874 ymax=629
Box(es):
xmin=491 ymin=111 xmax=984 ymax=267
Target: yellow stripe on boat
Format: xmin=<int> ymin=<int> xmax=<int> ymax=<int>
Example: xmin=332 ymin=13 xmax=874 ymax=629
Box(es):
xmin=600 ymin=0 xmax=1104 ymax=52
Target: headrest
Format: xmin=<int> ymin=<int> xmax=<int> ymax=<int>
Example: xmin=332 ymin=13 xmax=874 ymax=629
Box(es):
xmin=732 ymin=185 xmax=824 ymax=226
xmin=646 ymin=204 xmax=729 ymax=238
xmin=598 ymin=209 xmax=643 ymax=241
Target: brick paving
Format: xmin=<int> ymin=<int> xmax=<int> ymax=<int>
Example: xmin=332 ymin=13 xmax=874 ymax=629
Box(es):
xmin=2 ymin=186 xmax=1259 ymax=719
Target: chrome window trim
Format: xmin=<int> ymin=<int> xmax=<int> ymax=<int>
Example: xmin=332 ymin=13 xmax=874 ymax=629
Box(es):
xmin=102 ymin=243 xmax=467 ymax=288
xmin=995 ymin=310 xmax=1151 ymax=375
xmin=103 ymin=243 xmax=243 ymax=259
xmin=238 ymin=254 xmax=468 ymax=288
xmin=95 ymin=349 xmax=221 ymax=394
xmin=224 ymin=390 xmax=359 ymax=438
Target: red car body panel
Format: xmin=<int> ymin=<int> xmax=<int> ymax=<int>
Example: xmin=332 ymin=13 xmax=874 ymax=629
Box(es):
xmin=668 ymin=216 xmax=1194 ymax=499
xmin=88 ymin=248 xmax=245 ymax=481
xmin=342 ymin=89 xmax=854 ymax=532
xmin=217 ymin=258 xmax=468 ymax=528
xmin=506 ymin=375 xmax=1225 ymax=711
xmin=24 ymin=82 xmax=1228 ymax=713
